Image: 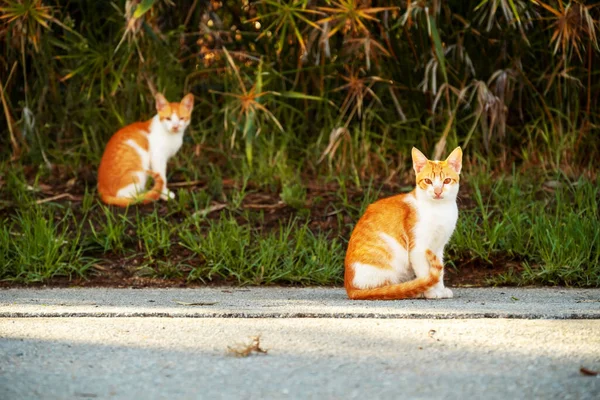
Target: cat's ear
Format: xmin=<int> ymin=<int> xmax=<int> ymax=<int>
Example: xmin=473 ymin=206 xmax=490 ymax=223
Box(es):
xmin=155 ymin=93 xmax=169 ymax=112
xmin=412 ymin=147 xmax=429 ymax=174
xmin=181 ymin=93 xmax=194 ymax=111
xmin=445 ymin=147 xmax=463 ymax=174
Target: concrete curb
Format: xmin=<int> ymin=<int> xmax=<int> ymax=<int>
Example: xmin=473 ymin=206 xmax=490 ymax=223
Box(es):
xmin=1 ymin=287 xmax=599 ymax=319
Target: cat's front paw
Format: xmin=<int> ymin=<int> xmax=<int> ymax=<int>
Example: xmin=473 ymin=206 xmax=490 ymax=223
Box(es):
xmin=424 ymin=287 xmax=453 ymax=299
xmin=160 ymin=189 xmax=176 ymax=201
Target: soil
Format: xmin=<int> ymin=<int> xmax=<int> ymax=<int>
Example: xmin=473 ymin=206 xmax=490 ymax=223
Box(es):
xmin=0 ymin=262 xmax=511 ymax=289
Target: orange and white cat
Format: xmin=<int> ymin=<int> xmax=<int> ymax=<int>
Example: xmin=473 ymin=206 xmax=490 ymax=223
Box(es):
xmin=345 ymin=147 xmax=463 ymax=300
xmin=97 ymin=93 xmax=194 ymax=207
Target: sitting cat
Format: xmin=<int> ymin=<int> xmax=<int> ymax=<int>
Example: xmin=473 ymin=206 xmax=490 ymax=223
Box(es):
xmin=345 ymin=146 xmax=463 ymax=300
xmin=97 ymin=93 xmax=194 ymax=207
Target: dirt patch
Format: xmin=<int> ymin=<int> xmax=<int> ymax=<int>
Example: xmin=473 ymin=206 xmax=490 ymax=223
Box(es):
xmin=0 ymin=255 xmax=513 ymax=290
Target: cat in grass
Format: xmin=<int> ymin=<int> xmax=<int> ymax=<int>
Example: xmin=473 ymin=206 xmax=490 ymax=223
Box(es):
xmin=344 ymin=147 xmax=463 ymax=300
xmin=97 ymin=93 xmax=194 ymax=207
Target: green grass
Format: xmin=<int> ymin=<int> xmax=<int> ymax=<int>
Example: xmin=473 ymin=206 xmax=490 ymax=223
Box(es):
xmin=1 ymin=158 xmax=598 ymax=287
xmin=179 ymin=213 xmax=343 ymax=285
xmin=449 ymin=174 xmax=600 ymax=287
xmin=0 ymin=205 xmax=93 ymax=283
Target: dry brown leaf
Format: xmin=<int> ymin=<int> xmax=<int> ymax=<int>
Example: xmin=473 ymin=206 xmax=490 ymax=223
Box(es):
xmin=580 ymin=367 xmax=599 ymax=376
xmin=227 ymin=335 xmax=268 ymax=357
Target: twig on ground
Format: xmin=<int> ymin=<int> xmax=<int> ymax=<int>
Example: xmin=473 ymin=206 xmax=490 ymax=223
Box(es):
xmin=192 ymin=202 xmax=228 ymax=218
xmin=35 ymin=193 xmax=81 ymax=204
xmin=168 ymin=180 xmax=206 ymax=188
xmin=243 ymin=201 xmax=285 ymax=210
xmin=325 ymin=209 xmax=343 ymax=217
xmin=172 ymin=300 xmax=218 ymax=306
xmin=169 ymin=178 xmax=236 ymax=188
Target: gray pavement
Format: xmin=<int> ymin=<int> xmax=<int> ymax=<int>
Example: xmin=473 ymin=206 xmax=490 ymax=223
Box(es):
xmin=1 ymin=287 xmax=599 ymax=400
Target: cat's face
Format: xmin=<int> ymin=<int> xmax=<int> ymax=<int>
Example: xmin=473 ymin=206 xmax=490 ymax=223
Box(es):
xmin=412 ymin=147 xmax=462 ymax=201
xmin=155 ymin=93 xmax=194 ymax=134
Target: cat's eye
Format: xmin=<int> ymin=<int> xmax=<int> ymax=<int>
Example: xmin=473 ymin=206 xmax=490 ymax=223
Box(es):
xmin=424 ymin=178 xmax=432 ymax=185
xmin=444 ymin=178 xmax=451 ymax=184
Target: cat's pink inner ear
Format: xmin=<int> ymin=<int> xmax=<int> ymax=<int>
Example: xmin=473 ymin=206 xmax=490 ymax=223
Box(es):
xmin=181 ymin=93 xmax=194 ymax=111
xmin=155 ymin=93 xmax=168 ymax=112
xmin=446 ymin=147 xmax=463 ymax=173
xmin=412 ymin=147 xmax=428 ymax=174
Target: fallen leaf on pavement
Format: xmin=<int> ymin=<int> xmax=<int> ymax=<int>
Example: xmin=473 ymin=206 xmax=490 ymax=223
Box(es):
xmin=227 ymin=335 xmax=268 ymax=357
xmin=580 ymin=367 xmax=599 ymax=376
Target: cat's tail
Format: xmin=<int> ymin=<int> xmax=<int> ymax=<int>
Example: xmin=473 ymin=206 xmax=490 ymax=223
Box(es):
xmin=346 ymin=250 xmax=442 ymax=300
xmin=99 ymin=171 xmax=164 ymax=207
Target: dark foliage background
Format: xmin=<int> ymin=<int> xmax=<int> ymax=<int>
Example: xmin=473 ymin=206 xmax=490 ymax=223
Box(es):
xmin=1 ymin=0 xmax=598 ymax=176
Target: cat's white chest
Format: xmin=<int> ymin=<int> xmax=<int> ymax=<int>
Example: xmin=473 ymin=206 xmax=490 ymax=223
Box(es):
xmin=148 ymin=120 xmax=184 ymax=160
xmin=150 ymin=132 xmax=182 ymax=159
xmin=413 ymin=200 xmax=458 ymax=253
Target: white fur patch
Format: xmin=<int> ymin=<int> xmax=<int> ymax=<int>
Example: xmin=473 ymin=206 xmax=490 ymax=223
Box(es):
xmin=411 ymin=189 xmax=459 ymax=255
xmin=125 ymin=139 xmax=150 ymax=169
xmin=115 ymin=173 xmax=148 ymax=199
xmin=148 ymin=116 xmax=185 ymax=164
xmin=378 ymin=232 xmax=412 ymax=276
xmin=352 ymin=233 xmax=414 ymax=289
xmin=352 ymin=262 xmax=400 ymax=289
xmin=116 ymin=183 xmax=139 ymax=199
xmin=135 ymin=171 xmax=147 ymax=191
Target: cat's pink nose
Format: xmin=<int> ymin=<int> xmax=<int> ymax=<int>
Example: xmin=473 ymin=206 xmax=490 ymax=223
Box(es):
xmin=434 ymin=188 xmax=443 ymax=197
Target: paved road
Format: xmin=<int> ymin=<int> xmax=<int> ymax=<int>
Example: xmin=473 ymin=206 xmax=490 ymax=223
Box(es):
xmin=1 ymin=288 xmax=599 ymax=400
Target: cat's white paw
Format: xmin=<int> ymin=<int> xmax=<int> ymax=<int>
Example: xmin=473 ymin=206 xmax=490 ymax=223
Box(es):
xmin=424 ymin=287 xmax=453 ymax=299
xmin=160 ymin=190 xmax=176 ymax=201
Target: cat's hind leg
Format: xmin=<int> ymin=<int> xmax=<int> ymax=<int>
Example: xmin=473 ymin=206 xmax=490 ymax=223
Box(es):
xmin=350 ymin=232 xmax=414 ymax=291
xmin=410 ymin=249 xmax=452 ymax=299
xmin=351 ymin=262 xmax=401 ymax=289
xmin=115 ymin=171 xmax=147 ymax=199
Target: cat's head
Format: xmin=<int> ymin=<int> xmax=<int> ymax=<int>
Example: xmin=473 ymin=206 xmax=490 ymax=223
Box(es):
xmin=412 ymin=147 xmax=462 ymax=201
xmin=155 ymin=93 xmax=194 ymax=134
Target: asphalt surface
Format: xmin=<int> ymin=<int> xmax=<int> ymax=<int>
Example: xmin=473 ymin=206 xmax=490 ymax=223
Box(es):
xmin=1 ymin=287 xmax=599 ymax=400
